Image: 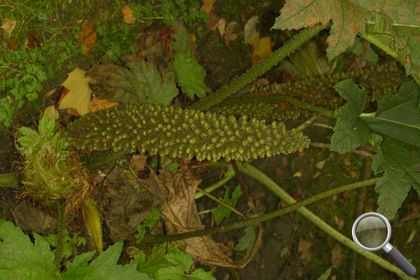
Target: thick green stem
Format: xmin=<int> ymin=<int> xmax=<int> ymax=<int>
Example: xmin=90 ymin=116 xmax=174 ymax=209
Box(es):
xmin=143 ymin=177 xmax=378 ymax=243
xmin=237 ymin=163 xmax=415 ymax=280
xmin=54 ymin=202 xmax=65 ymax=271
xmin=191 ymin=24 xmax=327 ymax=111
xmin=0 ymin=173 xmax=18 ymax=186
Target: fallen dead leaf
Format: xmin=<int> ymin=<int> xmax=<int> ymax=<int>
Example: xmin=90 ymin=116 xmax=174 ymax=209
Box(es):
xmin=200 ymin=0 xmax=216 ymax=14
xmin=79 ymin=20 xmax=96 ymax=55
xmin=293 ymin=171 xmax=302 ymax=178
xmin=216 ymin=18 xmax=226 ymax=37
xmin=89 ymin=96 xmax=118 ymax=112
xmin=298 ymin=238 xmax=312 ymax=262
xmin=1 ymin=18 xmax=16 ymax=35
xmin=334 ymin=216 xmax=345 ymax=230
xmin=58 ymin=68 xmax=92 ymax=116
xmin=331 ymin=243 xmax=343 ymax=268
xmin=244 ymin=16 xmax=259 ymax=45
xmin=160 ymin=166 xmax=236 ymax=267
xmin=122 ymin=5 xmax=136 ymax=24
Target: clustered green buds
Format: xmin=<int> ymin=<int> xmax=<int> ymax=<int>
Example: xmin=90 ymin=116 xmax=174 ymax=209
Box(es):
xmin=17 ymin=116 xmax=86 ymax=203
xmin=209 ymin=95 xmax=304 ymax=121
xmin=65 ymin=104 xmax=310 ymax=161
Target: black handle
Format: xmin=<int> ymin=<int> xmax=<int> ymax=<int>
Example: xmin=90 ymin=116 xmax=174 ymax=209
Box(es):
xmin=387 ymin=247 xmax=416 ymax=276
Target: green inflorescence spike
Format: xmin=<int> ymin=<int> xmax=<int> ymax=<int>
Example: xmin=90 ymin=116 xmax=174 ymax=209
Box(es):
xmin=65 ymin=104 xmax=310 ymax=161
xmin=258 ymin=62 xmax=405 ymax=108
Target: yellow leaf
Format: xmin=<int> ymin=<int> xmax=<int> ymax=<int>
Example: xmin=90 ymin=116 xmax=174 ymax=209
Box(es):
xmin=1 ymin=18 xmax=16 ymax=35
xmin=200 ymin=0 xmax=216 ymax=14
xmin=252 ymin=36 xmax=272 ymax=65
xmin=293 ymin=171 xmax=302 ymax=178
xmin=82 ymin=198 xmax=103 ymax=254
xmin=58 ymin=68 xmax=92 ymax=116
xmin=122 ymin=5 xmax=136 ymax=24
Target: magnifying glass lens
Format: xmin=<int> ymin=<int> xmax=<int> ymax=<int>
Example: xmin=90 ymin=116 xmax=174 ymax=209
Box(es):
xmin=355 ymin=216 xmax=388 ymax=248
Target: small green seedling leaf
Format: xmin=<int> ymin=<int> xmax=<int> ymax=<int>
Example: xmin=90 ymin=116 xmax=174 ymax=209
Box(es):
xmin=235 ymin=226 xmax=256 ymax=253
xmin=211 ymin=185 xmax=243 ymax=225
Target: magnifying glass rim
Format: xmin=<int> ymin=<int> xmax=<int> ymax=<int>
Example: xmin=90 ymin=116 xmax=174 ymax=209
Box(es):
xmin=352 ymin=212 xmax=391 ymax=251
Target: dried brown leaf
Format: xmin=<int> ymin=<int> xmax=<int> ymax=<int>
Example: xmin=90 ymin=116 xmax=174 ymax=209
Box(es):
xmin=1 ymin=18 xmax=16 ymax=35
xmin=79 ymin=20 xmax=96 ymax=55
xmin=160 ymin=167 xmax=235 ymax=267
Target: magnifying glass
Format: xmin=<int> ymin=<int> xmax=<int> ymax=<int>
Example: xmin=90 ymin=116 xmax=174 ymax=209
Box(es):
xmin=352 ymin=212 xmax=416 ymax=276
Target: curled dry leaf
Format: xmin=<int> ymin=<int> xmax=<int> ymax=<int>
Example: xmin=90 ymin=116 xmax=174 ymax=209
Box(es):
xmin=122 ymin=5 xmax=136 ymax=24
xmin=160 ymin=166 xmax=236 ymax=267
xmin=244 ymin=16 xmax=259 ymax=45
xmin=224 ymin=21 xmax=238 ymax=43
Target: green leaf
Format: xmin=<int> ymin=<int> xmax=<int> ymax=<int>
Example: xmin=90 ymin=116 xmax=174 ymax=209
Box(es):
xmin=360 ymin=80 xmax=420 ymax=148
xmin=0 ymin=219 xmax=56 ymax=280
xmin=129 ymin=61 xmax=179 ymax=106
xmin=38 ymin=115 xmax=55 ymax=137
xmin=235 ymin=226 xmax=256 ymax=253
xmin=63 ymin=241 xmax=151 ymax=280
xmin=211 ymin=185 xmax=243 ymax=225
xmin=174 ymin=51 xmax=209 ymax=100
xmin=136 ymin=244 xmax=215 ymax=280
xmin=88 ymin=61 xmax=179 ymax=106
xmin=135 ymin=209 xmax=161 ymax=242
xmin=189 ymin=269 xmax=216 ymax=280
xmin=372 ymin=137 xmax=420 ymax=219
xmin=172 ymin=22 xmax=210 ymax=100
xmin=330 ymin=79 xmax=371 ymax=153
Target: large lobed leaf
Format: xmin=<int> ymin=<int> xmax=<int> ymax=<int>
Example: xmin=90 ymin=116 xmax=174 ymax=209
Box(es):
xmin=273 ymin=0 xmax=367 ymax=59
xmin=330 ymin=79 xmax=371 ymax=154
xmin=0 ymin=219 xmax=151 ymax=280
xmin=330 ymin=79 xmax=420 ymax=218
xmin=0 ymin=219 xmax=56 ymax=280
xmin=372 ymin=138 xmax=420 ymax=219
xmin=360 ymin=80 xmax=420 ymax=148
xmin=273 ymin=0 xmax=420 ymax=81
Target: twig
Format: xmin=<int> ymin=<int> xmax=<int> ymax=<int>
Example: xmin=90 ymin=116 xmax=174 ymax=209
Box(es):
xmin=310 ymin=142 xmax=373 ymax=157
xmin=143 ymin=178 xmax=378 ymax=241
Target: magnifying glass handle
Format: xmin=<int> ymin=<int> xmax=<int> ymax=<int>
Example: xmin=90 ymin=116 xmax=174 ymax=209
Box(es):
xmin=386 ymin=246 xmax=416 ymax=276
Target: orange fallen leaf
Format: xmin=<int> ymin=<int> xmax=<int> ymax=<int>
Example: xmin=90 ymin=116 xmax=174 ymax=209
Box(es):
xmin=122 ymin=5 xmax=136 ymax=24
xmin=79 ymin=20 xmax=96 ymax=55
xmin=89 ymin=96 xmax=118 ymax=112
